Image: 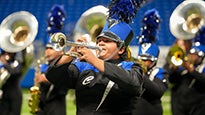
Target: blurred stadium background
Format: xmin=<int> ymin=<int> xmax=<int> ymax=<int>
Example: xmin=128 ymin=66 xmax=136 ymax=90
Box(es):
xmin=0 ymin=0 xmax=186 ymax=115
xmin=0 ymin=0 xmax=184 ymax=88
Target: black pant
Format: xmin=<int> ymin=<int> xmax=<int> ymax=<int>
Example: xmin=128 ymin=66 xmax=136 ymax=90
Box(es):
xmin=37 ymin=96 xmax=67 ymax=115
xmin=0 ymin=87 xmax=22 ymax=115
xmin=171 ymin=89 xmax=205 ymax=115
xmin=132 ymin=97 xmax=162 ymax=115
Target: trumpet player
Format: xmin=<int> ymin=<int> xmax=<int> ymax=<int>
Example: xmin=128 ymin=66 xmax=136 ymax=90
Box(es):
xmin=45 ymin=22 xmax=144 ymax=115
xmin=163 ymin=26 xmax=205 ymax=115
xmin=44 ymin=1 xmax=147 ymax=114
xmin=0 ymin=49 xmax=24 ymax=115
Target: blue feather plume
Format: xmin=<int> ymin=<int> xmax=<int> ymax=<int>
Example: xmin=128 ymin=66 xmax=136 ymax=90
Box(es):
xmin=47 ymin=4 xmax=66 ymax=35
xmin=108 ymin=0 xmax=147 ymax=23
xmin=142 ymin=8 xmax=160 ymax=28
xmin=137 ymin=8 xmax=161 ymax=44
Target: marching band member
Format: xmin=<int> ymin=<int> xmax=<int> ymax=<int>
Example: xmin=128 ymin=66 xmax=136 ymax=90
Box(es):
xmin=164 ymin=26 xmax=205 ymax=115
xmin=132 ymin=9 xmax=169 ymax=115
xmin=34 ymin=4 xmax=69 ymax=115
xmin=133 ymin=43 xmax=169 ymax=115
xmin=46 ymin=23 xmax=143 ymax=115
xmin=0 ymin=49 xmax=24 ymax=115
xmin=45 ymin=0 xmax=146 ymax=114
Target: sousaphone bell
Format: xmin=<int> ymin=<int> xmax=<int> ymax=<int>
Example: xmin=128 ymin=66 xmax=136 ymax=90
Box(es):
xmin=170 ymin=0 xmax=205 ymax=40
xmin=0 ymin=11 xmax=38 ymax=52
xmin=73 ymin=5 xmax=108 ymax=42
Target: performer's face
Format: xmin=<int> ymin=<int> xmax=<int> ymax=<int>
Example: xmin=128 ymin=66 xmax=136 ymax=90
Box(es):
xmin=97 ymin=37 xmax=123 ymax=60
xmin=142 ymin=60 xmax=153 ymax=68
xmin=45 ymin=47 xmax=62 ymax=61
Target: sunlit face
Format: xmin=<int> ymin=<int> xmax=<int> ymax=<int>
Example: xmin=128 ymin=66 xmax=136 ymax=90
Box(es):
xmin=45 ymin=47 xmax=62 ymax=61
xmin=96 ymin=37 xmax=121 ymax=60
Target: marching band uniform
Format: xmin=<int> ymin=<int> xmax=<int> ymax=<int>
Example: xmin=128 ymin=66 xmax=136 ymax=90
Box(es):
xmin=163 ymin=26 xmax=205 ymax=115
xmin=36 ymin=47 xmax=68 ymax=115
xmin=45 ymin=20 xmax=144 ymax=115
xmin=45 ymin=1 xmax=146 ymax=114
xmin=35 ymin=4 xmax=69 ymax=115
xmin=0 ymin=50 xmax=23 ymax=115
xmin=131 ymin=9 xmax=169 ymax=115
xmin=132 ymin=43 xmax=169 ymax=115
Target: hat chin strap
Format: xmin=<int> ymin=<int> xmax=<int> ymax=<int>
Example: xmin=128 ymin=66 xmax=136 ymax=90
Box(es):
xmin=147 ymin=60 xmax=157 ymax=70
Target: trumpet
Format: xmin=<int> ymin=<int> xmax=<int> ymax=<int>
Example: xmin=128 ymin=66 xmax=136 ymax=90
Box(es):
xmin=50 ymin=32 xmax=102 ymax=57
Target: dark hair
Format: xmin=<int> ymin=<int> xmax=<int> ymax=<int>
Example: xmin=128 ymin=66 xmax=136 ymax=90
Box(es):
xmin=118 ymin=45 xmax=129 ymax=61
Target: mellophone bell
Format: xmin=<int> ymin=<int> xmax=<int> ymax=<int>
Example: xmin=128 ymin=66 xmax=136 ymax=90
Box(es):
xmin=0 ymin=11 xmax=38 ymax=115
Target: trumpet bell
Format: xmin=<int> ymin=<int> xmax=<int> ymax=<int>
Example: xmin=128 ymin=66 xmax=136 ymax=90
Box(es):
xmin=170 ymin=0 xmax=205 ymax=40
xmin=50 ymin=32 xmax=66 ymax=51
xmin=0 ymin=11 xmax=38 ymax=52
xmin=51 ymin=32 xmax=102 ymax=58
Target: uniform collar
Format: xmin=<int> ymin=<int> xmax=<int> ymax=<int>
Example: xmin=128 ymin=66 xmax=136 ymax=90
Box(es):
xmin=106 ymin=58 xmax=122 ymax=64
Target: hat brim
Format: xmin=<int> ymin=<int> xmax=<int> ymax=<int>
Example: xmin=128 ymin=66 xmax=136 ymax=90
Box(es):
xmin=138 ymin=54 xmax=157 ymax=61
xmin=46 ymin=43 xmax=53 ymax=48
xmin=96 ymin=31 xmax=121 ymax=43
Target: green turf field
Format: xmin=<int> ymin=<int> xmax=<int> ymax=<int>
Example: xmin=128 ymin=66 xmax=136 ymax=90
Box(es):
xmin=21 ymin=89 xmax=76 ymax=115
xmin=162 ymin=90 xmax=172 ymax=115
xmin=21 ymin=89 xmax=171 ymax=115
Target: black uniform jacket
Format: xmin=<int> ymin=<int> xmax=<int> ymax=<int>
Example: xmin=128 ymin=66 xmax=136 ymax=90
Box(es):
xmin=132 ymin=67 xmax=169 ymax=115
xmin=38 ymin=63 xmax=68 ymax=115
xmin=164 ymin=63 xmax=205 ymax=110
xmin=0 ymin=60 xmax=23 ymax=115
xmin=45 ymin=58 xmax=143 ymax=115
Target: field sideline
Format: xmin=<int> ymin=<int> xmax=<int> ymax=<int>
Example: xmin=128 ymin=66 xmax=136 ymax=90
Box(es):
xmin=21 ymin=89 xmax=171 ymax=115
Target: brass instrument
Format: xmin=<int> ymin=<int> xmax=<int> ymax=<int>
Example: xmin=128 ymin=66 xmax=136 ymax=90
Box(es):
xmin=29 ymin=59 xmax=40 ymax=114
xmin=0 ymin=63 xmax=11 ymax=99
xmin=0 ymin=11 xmax=37 ymax=78
xmin=51 ymin=5 xmax=107 ymax=58
xmin=0 ymin=11 xmax=38 ymax=100
xmin=73 ymin=5 xmax=108 ymax=42
xmin=0 ymin=67 xmax=10 ymax=89
xmin=169 ymin=0 xmax=205 ymax=40
xmin=0 ymin=11 xmax=38 ymax=52
xmin=51 ymin=32 xmax=102 ymax=57
xmin=28 ymin=58 xmax=43 ymax=114
xmin=167 ymin=45 xmax=187 ymax=67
